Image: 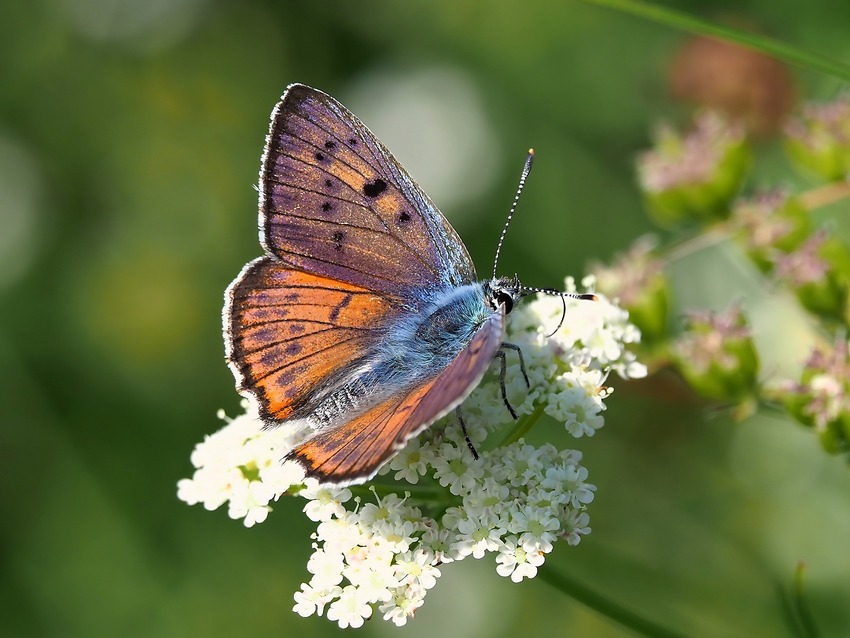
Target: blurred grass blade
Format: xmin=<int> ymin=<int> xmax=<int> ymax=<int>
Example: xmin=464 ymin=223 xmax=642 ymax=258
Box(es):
xmin=538 ymin=566 xmax=687 ymax=638
xmin=792 ymin=562 xmax=821 ymax=638
xmin=577 ymin=0 xmax=850 ymax=82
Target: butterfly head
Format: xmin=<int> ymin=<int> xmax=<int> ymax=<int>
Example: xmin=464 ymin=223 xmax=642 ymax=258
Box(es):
xmin=484 ymin=275 xmax=523 ymax=315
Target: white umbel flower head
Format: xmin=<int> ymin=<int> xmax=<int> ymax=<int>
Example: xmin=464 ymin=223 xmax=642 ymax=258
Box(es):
xmin=179 ymin=287 xmax=644 ymax=628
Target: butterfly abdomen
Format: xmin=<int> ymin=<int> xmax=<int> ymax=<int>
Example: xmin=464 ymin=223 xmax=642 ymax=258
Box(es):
xmin=308 ymin=378 xmax=371 ymax=429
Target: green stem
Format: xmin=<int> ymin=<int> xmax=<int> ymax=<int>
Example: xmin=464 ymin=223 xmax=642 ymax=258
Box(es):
xmin=656 ymin=179 xmax=850 ymax=268
xmin=350 ymin=481 xmax=446 ymax=503
xmin=577 ymin=0 xmax=850 ymax=82
xmin=798 ymin=181 xmax=850 ymax=211
xmin=499 ymin=403 xmax=546 ymax=447
xmin=538 ymin=566 xmax=687 ymax=638
xmin=661 ymin=225 xmax=730 ymax=266
xmin=792 ymin=561 xmax=821 ymax=638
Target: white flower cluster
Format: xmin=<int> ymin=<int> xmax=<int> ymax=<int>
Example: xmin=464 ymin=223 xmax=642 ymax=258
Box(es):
xmin=178 ymin=284 xmax=645 ymax=628
xmin=291 ymin=439 xmax=594 ymax=628
xmin=177 ymin=403 xmax=306 ymax=527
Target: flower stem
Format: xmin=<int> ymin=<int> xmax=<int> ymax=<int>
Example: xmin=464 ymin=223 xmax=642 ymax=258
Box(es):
xmin=798 ymin=181 xmax=850 ymax=211
xmin=576 ymin=0 xmax=850 ymax=82
xmin=538 ymin=566 xmax=687 ymax=638
xmin=661 ymin=225 xmax=730 ymax=265
xmin=658 ymin=180 xmax=850 ymax=268
xmin=499 ymin=403 xmax=546 ymax=447
xmin=791 ymin=561 xmax=821 ymax=638
xmin=352 ymin=481 xmax=445 ymax=502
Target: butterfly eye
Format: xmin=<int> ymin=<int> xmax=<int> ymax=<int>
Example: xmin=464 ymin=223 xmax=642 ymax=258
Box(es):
xmin=495 ymin=291 xmax=514 ymax=314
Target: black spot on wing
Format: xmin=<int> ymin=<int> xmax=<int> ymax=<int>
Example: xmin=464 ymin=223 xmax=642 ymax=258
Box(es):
xmin=285 ymin=342 xmax=304 ymax=356
xmin=329 ymin=293 xmax=353 ymax=322
xmin=363 ymin=178 xmax=387 ymax=198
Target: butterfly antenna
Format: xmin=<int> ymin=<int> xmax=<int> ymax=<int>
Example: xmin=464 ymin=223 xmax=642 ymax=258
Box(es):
xmin=521 ymin=285 xmax=598 ymax=337
xmin=492 ymin=149 xmax=535 ymax=279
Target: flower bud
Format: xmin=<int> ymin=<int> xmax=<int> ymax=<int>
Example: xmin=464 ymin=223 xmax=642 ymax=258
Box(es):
xmin=673 ymin=305 xmax=759 ymax=402
xmin=731 ymin=190 xmax=812 ymax=273
xmin=777 ymin=337 xmax=850 ymax=456
xmin=637 ymin=112 xmax=750 ymax=226
xmin=772 ymin=230 xmax=850 ymax=323
xmin=785 ymin=96 xmax=850 ymax=181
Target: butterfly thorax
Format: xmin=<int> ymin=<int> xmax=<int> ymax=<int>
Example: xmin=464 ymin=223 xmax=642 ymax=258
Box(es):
xmin=304 ymin=283 xmax=502 ymax=430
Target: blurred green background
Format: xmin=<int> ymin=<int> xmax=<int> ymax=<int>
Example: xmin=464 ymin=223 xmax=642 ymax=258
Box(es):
xmin=2 ymin=1 xmax=850 ymax=636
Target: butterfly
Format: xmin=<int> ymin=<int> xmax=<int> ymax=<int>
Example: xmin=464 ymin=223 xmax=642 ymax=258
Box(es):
xmin=223 ymin=83 xmax=592 ymax=485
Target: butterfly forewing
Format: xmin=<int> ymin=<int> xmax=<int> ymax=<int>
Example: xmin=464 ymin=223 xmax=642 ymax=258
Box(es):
xmin=259 ymin=84 xmax=477 ymax=299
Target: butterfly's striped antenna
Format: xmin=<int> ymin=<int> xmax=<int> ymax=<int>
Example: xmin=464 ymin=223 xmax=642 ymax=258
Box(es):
xmin=521 ymin=285 xmax=598 ymax=337
xmin=492 ymin=149 xmax=535 ymax=279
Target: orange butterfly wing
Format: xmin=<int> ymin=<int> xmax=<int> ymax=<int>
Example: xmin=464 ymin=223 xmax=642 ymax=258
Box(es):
xmin=225 ymin=257 xmax=400 ymax=422
xmin=290 ymin=311 xmax=505 ymax=482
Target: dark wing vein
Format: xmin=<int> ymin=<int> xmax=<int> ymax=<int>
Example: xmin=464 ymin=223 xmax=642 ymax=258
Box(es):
xmin=235 ymin=324 xmax=372 ymax=357
xmin=269 ymin=148 xmax=440 ymax=274
xmin=250 ymin=332 xmax=368 ymax=384
xmin=280 ymin=112 xmax=448 ymax=275
xmin=269 ymin=210 xmax=439 ymax=278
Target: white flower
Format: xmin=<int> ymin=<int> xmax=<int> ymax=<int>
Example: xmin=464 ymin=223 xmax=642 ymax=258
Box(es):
xmin=306 ymin=549 xmax=345 ymax=589
xmin=388 ymin=438 xmax=435 ymax=484
xmin=326 ymin=585 xmax=373 ymax=629
xmin=431 ymin=443 xmax=485 ymax=496
xmin=452 ymin=514 xmax=506 ymax=559
xmin=293 ymin=582 xmax=340 ymax=618
xmin=370 ymin=518 xmax=418 ymax=554
xmin=420 ymin=523 xmax=457 ymax=564
xmin=226 ymin=478 xmax=275 ymax=527
xmin=509 ymin=505 xmax=561 ymax=554
xmin=496 ymin=442 xmax=547 ymax=488
xmin=463 ymin=477 xmax=511 ymax=518
xmin=562 ymin=510 xmax=592 ymax=546
xmin=379 ymin=588 xmax=425 ymax=627
xmin=300 ymin=481 xmax=352 ymax=522
xmin=343 ymin=561 xmax=397 ymax=604
xmin=496 ymin=536 xmax=546 ymax=583
xmin=259 ymin=459 xmax=305 ymax=495
xmin=541 ymin=464 xmax=596 ymax=508
xmin=395 ymin=548 xmax=441 ymax=590
xmin=315 ymin=513 xmax=364 ymax=556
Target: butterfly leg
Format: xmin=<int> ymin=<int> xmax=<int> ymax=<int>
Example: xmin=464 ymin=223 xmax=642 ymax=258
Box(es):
xmin=495 ymin=342 xmax=530 ymax=420
xmin=500 ymin=342 xmax=530 ymax=388
xmin=494 ymin=349 xmax=519 ymax=420
xmin=455 ymin=406 xmax=479 ymax=460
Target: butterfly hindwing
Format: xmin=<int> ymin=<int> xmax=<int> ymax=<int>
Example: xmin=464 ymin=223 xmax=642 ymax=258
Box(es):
xmin=289 ymin=310 xmax=505 ymax=482
xmin=259 ymin=83 xmax=477 ymax=299
xmin=225 ymin=257 xmax=401 ymax=422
